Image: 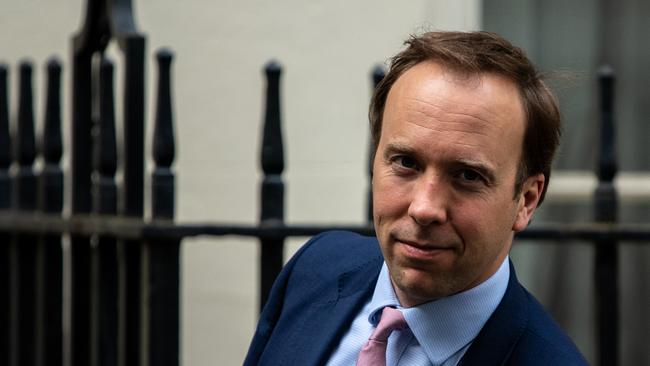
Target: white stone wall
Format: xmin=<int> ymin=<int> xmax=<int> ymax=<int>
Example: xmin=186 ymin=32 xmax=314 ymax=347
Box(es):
xmin=1 ymin=1 xmax=480 ymax=364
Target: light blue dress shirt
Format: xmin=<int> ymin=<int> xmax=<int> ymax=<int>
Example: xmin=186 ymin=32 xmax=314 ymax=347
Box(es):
xmin=327 ymin=256 xmax=510 ymax=366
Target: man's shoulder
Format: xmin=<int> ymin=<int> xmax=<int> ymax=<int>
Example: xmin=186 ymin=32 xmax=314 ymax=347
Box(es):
xmin=244 ymin=231 xmax=383 ymax=366
xmin=465 ymin=265 xmax=588 ymax=365
xmin=508 ymin=285 xmax=589 ymax=365
xmin=280 ymin=231 xmax=383 ymax=302
xmin=270 ymin=231 xmax=380 ymax=321
xmin=290 ymin=230 xmax=382 ymax=271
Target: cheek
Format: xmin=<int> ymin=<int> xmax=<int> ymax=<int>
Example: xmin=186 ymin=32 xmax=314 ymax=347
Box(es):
xmin=449 ymin=205 xmax=482 ymax=239
xmin=451 ymin=198 xmax=504 ymax=235
xmin=373 ymin=177 xmax=411 ymax=214
xmin=452 ymin=196 xmax=518 ymax=245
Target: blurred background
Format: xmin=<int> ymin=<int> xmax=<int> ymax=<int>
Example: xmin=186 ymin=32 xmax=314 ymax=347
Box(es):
xmin=1 ymin=0 xmax=648 ymax=364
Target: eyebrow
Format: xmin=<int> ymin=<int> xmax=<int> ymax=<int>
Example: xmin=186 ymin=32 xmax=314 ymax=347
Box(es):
xmin=382 ymin=142 xmax=415 ymax=160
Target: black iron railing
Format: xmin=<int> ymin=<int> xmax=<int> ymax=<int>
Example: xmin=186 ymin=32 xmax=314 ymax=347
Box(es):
xmin=0 ymin=1 xmax=647 ymax=366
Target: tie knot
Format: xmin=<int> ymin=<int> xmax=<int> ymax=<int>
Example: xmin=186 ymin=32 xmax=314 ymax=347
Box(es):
xmin=370 ymin=307 xmax=407 ymax=342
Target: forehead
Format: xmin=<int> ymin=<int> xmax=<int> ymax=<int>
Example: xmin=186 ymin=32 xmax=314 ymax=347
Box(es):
xmin=387 ymin=61 xmax=524 ymax=125
xmin=382 ymin=61 xmax=526 ymax=164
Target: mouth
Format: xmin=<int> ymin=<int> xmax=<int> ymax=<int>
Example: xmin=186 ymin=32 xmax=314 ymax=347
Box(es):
xmin=395 ymin=238 xmax=455 ymax=261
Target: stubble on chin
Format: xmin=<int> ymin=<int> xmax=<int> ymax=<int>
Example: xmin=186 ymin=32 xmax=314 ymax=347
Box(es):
xmin=387 ymin=264 xmax=460 ymax=307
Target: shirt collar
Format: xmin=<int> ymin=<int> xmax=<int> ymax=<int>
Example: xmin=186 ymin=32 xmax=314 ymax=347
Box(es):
xmin=366 ymin=257 xmax=510 ymax=365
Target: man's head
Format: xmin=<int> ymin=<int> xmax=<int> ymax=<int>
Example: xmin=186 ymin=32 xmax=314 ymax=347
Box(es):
xmin=370 ymin=31 xmax=560 ymax=204
xmin=370 ymin=31 xmax=560 ymax=307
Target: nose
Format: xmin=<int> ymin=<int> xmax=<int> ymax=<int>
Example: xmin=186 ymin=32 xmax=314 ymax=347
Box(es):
xmin=407 ymin=177 xmax=448 ymax=226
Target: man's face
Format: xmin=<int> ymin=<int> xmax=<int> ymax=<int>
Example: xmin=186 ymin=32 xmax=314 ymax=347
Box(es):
xmin=372 ymin=61 xmax=543 ymax=307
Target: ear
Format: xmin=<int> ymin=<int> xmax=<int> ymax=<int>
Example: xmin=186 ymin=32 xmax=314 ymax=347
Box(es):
xmin=512 ymin=173 xmax=545 ymax=232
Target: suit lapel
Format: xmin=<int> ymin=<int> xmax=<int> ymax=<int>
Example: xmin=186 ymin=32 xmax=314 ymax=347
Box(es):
xmin=292 ymin=256 xmax=382 ymax=366
xmin=458 ymin=260 xmax=528 ymax=365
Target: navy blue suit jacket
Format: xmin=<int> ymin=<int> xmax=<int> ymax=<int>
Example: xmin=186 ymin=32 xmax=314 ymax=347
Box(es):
xmin=244 ymin=231 xmax=588 ymax=365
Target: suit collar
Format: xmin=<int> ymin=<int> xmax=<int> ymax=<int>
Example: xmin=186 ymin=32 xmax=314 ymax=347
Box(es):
xmin=458 ymin=260 xmax=529 ymax=365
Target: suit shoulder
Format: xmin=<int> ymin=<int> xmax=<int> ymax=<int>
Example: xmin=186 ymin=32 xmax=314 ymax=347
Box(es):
xmin=246 ymin=231 xmax=382 ymax=365
xmin=282 ymin=231 xmax=382 ymax=298
xmin=292 ymin=230 xmax=382 ymax=270
xmin=509 ymin=328 xmax=589 ymax=365
xmin=509 ymin=290 xmax=589 ymax=365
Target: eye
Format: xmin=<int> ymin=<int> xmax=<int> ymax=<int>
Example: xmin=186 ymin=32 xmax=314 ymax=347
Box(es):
xmin=460 ymin=169 xmax=481 ymax=181
xmin=393 ymin=156 xmax=418 ymax=170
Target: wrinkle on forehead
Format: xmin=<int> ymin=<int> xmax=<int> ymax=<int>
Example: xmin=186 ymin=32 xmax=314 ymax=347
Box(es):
xmin=400 ymin=99 xmax=497 ymax=140
xmin=405 ymin=114 xmax=493 ymax=139
xmin=406 ymin=94 xmax=506 ymax=127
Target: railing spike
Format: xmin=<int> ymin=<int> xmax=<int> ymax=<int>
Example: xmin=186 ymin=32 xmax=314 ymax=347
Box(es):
xmin=597 ymin=65 xmax=616 ymax=183
xmin=151 ymin=48 xmax=175 ymax=219
xmin=0 ymin=64 xmax=10 ymax=169
xmin=366 ymin=65 xmax=385 ymax=222
xmin=371 ymin=64 xmax=385 ymax=89
xmin=16 ymin=61 xmax=36 ymax=166
xmin=153 ymin=49 xmax=175 ymax=168
xmin=261 ymin=60 xmax=284 ymax=176
xmin=94 ymin=58 xmax=117 ymax=177
xmin=43 ymin=58 xmax=63 ymax=165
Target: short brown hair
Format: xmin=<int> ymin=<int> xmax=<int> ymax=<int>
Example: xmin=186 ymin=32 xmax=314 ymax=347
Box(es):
xmin=369 ymin=31 xmax=560 ymax=205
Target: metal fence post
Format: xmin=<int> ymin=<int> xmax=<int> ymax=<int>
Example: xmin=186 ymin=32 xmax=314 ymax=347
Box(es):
xmin=70 ymin=3 xmax=100 ymax=361
xmin=109 ymin=10 xmax=147 ymax=366
xmin=594 ymin=65 xmax=618 ymax=366
xmin=259 ymin=61 xmax=285 ymax=312
xmin=38 ymin=58 xmax=64 ymax=366
xmin=12 ymin=61 xmax=38 ymax=366
xmin=148 ymin=49 xmax=180 ymax=366
xmin=0 ymin=63 xmax=11 ymax=366
xmin=93 ymin=58 xmax=119 ymax=366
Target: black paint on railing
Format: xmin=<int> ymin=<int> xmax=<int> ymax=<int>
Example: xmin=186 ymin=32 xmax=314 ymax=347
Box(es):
xmin=259 ymin=60 xmax=285 ymax=311
xmin=594 ymin=65 xmax=618 ymax=366
xmin=71 ymin=9 xmax=95 ymax=364
xmin=69 ymin=1 xmax=149 ymax=365
xmin=94 ymin=59 xmax=118 ymax=214
xmin=0 ymin=63 xmax=10 ymax=366
xmin=38 ymin=58 xmax=64 ymax=366
xmin=15 ymin=63 xmax=36 ymax=170
xmin=12 ymin=61 xmax=38 ymax=366
xmin=3 ymin=213 xmax=650 ymax=242
xmin=366 ymin=65 xmax=385 ymax=223
xmin=94 ymin=58 xmax=118 ymax=366
xmin=152 ymin=50 xmax=176 ymax=210
xmin=0 ymin=65 xmax=10 ymax=176
xmin=111 ymin=7 xmax=147 ymax=365
xmin=148 ymin=49 xmax=180 ymax=366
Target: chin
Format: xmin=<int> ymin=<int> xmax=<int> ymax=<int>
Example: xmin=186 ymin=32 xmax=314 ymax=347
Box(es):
xmin=392 ymin=267 xmax=458 ymax=305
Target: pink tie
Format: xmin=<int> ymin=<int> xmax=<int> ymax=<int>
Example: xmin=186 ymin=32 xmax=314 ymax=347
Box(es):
xmin=356 ymin=307 xmax=408 ymax=366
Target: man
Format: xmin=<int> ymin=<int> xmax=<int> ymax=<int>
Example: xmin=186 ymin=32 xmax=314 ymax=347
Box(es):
xmin=245 ymin=31 xmax=588 ymax=365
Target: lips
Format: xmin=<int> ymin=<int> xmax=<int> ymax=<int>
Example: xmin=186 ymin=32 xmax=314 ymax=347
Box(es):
xmin=396 ymin=238 xmax=455 ymax=260
xmin=398 ymin=238 xmax=451 ymax=250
